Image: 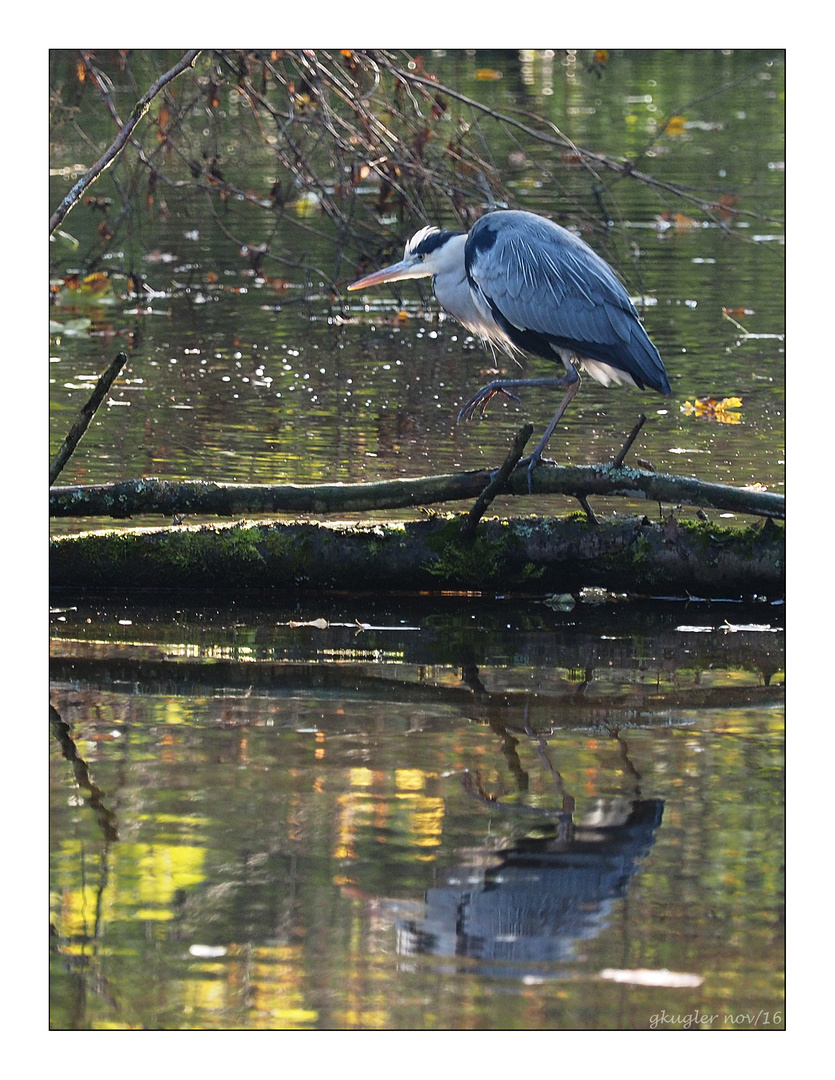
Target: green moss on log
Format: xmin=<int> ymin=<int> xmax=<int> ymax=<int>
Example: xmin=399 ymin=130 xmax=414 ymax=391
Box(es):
xmin=49 ymin=513 xmax=785 ymax=598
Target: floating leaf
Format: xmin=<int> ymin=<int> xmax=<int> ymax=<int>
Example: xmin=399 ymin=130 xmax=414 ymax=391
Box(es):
xmin=54 ymin=272 xmax=116 ymax=307
xmin=657 ymin=210 xmax=699 ymax=229
xmin=721 ymin=306 xmax=761 ymax=335
xmin=681 ymin=396 xmax=743 ymax=423
xmin=79 ymin=272 xmax=110 ymax=296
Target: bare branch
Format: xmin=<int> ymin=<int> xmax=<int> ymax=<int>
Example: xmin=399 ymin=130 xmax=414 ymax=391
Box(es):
xmin=49 ymin=465 xmax=784 ymax=521
xmin=460 ymin=424 xmax=533 ymax=541
xmin=49 ymin=353 xmax=128 ymax=486
xmin=49 ymin=49 xmax=201 ymax=234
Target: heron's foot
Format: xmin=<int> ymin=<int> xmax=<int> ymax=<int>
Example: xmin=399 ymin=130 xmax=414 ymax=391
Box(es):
xmin=458 ymin=382 xmax=521 ymax=423
xmin=522 ymin=450 xmax=557 ymax=493
xmin=490 ymin=451 xmax=557 ymax=493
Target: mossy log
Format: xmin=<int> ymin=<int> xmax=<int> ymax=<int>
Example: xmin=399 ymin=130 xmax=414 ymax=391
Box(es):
xmin=49 ymin=513 xmax=784 ymax=599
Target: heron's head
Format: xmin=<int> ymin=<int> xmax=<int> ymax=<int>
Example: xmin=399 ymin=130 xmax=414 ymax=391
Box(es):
xmin=347 ymin=227 xmax=462 ymax=291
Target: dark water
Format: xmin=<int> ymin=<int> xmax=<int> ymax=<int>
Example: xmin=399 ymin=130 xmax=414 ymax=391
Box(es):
xmin=49 ymin=50 xmax=784 ymax=1031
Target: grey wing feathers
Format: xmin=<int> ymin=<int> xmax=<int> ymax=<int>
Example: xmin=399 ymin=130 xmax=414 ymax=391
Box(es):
xmin=465 ymin=211 xmax=670 ymax=393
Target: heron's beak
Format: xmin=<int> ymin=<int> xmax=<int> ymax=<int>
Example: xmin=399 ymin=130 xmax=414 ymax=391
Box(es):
xmin=347 ymin=256 xmax=425 ymax=291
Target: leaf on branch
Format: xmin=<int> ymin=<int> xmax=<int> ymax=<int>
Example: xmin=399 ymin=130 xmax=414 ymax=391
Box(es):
xmin=587 ymin=50 xmax=609 ymax=77
xmin=155 ymin=104 xmax=170 ymax=141
xmin=714 ymin=193 xmax=740 ymax=219
xmin=413 ymin=126 xmax=432 ymax=156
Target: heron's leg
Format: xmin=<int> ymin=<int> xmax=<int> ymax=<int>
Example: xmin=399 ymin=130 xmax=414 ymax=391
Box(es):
xmin=527 ymin=380 xmax=582 ymax=468
xmin=509 ymin=379 xmax=583 ymax=492
xmin=457 ymin=372 xmax=578 ymax=423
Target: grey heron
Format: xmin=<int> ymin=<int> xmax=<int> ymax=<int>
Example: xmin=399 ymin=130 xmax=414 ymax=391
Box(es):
xmin=348 ymin=209 xmax=671 ymax=486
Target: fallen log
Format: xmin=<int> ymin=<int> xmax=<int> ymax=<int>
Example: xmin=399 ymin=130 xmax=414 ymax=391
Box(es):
xmin=49 ymin=464 xmax=784 ymax=521
xmin=49 ymin=513 xmax=784 ymax=599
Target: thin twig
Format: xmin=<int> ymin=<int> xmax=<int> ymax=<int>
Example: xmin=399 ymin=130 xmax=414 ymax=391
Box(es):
xmin=49 ymin=49 xmax=201 ymax=234
xmin=460 ymin=424 xmax=533 ymax=542
xmin=612 ymin=414 xmax=647 ymax=468
xmin=381 ymin=59 xmax=784 ymax=227
xmin=50 ymin=353 xmax=128 ymax=486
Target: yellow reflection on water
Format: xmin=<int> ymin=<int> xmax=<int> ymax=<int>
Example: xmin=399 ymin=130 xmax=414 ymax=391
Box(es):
xmin=51 ymin=839 xmax=207 ymax=939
